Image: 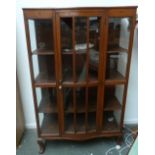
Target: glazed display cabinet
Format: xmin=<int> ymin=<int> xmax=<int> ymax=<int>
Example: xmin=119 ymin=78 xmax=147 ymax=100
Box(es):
xmin=24 ymin=7 xmax=137 ymax=153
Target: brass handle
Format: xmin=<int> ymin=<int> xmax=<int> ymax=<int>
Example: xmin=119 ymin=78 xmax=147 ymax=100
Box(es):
xmin=58 ymin=85 xmax=62 ymax=90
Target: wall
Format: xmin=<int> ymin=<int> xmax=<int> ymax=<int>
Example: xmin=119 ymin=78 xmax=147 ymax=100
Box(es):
xmin=16 ymin=0 xmax=138 ymax=128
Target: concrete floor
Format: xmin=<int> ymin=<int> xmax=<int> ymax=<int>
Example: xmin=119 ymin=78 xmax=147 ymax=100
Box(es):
xmin=16 ymin=128 xmax=134 ymax=155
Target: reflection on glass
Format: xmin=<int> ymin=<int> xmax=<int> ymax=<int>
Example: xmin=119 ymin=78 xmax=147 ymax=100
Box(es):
xmin=89 ymin=17 xmax=100 ymax=81
xmin=28 ymin=19 xmax=54 ymax=53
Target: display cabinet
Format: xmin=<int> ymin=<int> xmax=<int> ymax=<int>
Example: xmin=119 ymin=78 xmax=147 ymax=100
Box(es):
xmin=24 ymin=7 xmax=137 ymax=153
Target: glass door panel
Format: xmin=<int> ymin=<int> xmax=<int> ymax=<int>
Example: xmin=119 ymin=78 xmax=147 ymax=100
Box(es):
xmin=60 ymin=16 xmax=101 ymax=83
xmin=32 ymin=55 xmax=56 ymax=85
xmin=63 ymin=86 xmax=98 ymax=134
xmin=28 ymin=19 xmax=56 ymax=85
xmin=35 ymin=88 xmax=59 ymax=136
xmin=103 ymin=85 xmax=124 ymax=132
xmin=60 ymin=14 xmax=101 ymax=135
xmin=28 ymin=19 xmax=54 ymax=54
xmin=106 ymin=18 xmax=131 ymax=80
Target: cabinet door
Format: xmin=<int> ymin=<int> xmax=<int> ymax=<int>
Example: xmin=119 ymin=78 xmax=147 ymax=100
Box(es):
xmin=24 ymin=10 xmax=60 ymax=137
xmin=56 ymin=10 xmax=104 ymax=135
xmin=102 ymin=10 xmax=136 ymax=133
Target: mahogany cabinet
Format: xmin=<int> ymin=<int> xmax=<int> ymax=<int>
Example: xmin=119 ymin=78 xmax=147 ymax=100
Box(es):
xmin=23 ymin=7 xmax=137 ymax=153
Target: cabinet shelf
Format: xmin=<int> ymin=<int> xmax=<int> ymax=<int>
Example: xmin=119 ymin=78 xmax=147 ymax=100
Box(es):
xmin=107 ymin=46 xmax=128 ymax=54
xmin=62 ymin=49 xmax=86 ymax=55
xmin=64 ymin=113 xmax=96 ymax=134
xmin=32 ymin=49 xmax=54 ymax=55
xmin=104 ymin=96 xmax=121 ymax=111
xmin=105 ymin=70 xmax=126 ymax=84
xmin=103 ymin=113 xmax=119 ymax=132
xmin=38 ymin=97 xmax=57 ymax=113
xmin=35 ymin=73 xmax=56 ymax=87
xmin=65 ymin=101 xmax=96 ymax=113
xmin=41 ymin=114 xmax=59 ymax=136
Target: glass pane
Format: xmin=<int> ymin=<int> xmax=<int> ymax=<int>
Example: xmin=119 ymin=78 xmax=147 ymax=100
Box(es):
xmin=103 ymin=85 xmax=124 ymax=131
xmin=106 ymin=52 xmax=128 ymax=79
xmin=64 ymin=113 xmax=74 ymax=134
xmin=62 ymin=55 xmax=73 ymax=82
xmin=76 ymin=88 xmax=86 ymax=133
xmin=89 ymin=17 xmax=101 ymax=81
xmin=75 ymin=17 xmax=87 ymax=46
xmin=106 ymin=17 xmax=131 ymax=80
xmin=75 ymin=17 xmax=87 ymax=82
xmin=61 ymin=18 xmax=73 ymax=82
xmin=76 ymin=87 xmax=86 ymax=113
xmin=76 ymin=54 xmax=86 ymax=82
xmin=32 ymin=55 xmax=56 ymax=83
xmin=63 ymin=88 xmax=74 ymax=134
xmin=87 ymin=87 xmax=97 ymax=132
xmin=108 ymin=18 xmax=130 ymax=51
xmin=39 ymin=113 xmax=59 ymax=136
xmin=36 ymin=88 xmax=59 ymax=136
xmin=28 ymin=19 xmax=54 ymax=54
xmin=36 ymin=88 xmax=57 ymax=113
xmin=63 ymin=88 xmax=73 ymax=112
xmin=61 ymin=18 xmax=73 ymax=52
xmin=76 ymin=113 xmax=85 ymax=133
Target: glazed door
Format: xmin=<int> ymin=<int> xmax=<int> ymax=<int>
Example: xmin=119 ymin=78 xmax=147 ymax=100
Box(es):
xmin=24 ymin=10 xmax=60 ymax=137
xmin=101 ymin=10 xmax=136 ymax=133
xmin=56 ymin=10 xmax=104 ymax=136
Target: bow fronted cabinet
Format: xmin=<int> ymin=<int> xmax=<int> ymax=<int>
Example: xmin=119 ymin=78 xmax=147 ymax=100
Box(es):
xmin=23 ymin=7 xmax=137 ymax=153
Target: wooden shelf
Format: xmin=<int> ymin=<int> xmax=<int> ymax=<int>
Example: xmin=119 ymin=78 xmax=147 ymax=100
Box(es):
xmin=65 ymin=101 xmax=96 ymax=113
xmin=64 ymin=113 xmax=96 ymax=134
xmin=38 ymin=97 xmax=57 ymax=113
xmin=32 ymin=49 xmax=54 ymax=55
xmin=103 ymin=114 xmax=119 ymax=132
xmin=41 ymin=114 xmax=59 ymax=136
xmin=105 ymin=70 xmax=126 ymax=84
xmin=87 ymin=113 xmax=96 ymax=132
xmin=107 ymin=46 xmax=128 ymax=54
xmin=62 ymin=49 xmax=87 ymax=55
xmin=64 ymin=115 xmax=75 ymax=134
xmin=104 ymin=96 xmax=121 ymax=111
xmin=76 ymin=114 xmax=86 ymax=133
xmin=35 ymin=73 xmax=56 ymax=87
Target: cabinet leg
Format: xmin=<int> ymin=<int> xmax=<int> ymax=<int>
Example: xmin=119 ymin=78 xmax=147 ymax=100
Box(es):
xmin=37 ymin=139 xmax=46 ymax=154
